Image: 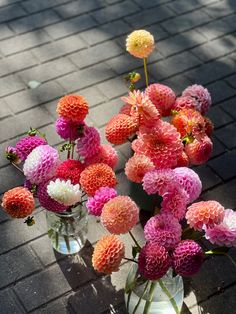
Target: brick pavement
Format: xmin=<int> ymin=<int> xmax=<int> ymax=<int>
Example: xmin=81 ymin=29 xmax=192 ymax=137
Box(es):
xmin=0 ymin=0 xmax=235 ymax=313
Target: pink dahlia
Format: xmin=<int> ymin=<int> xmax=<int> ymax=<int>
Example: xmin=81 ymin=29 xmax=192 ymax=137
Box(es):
xmin=144 ymin=213 xmax=182 ymax=250
xmin=173 ymin=167 xmax=202 ymax=203
xmin=86 ymin=187 xmax=117 ymax=216
xmin=171 ymin=96 xmax=199 ymax=112
xmin=176 ymin=151 xmax=190 ymax=167
xmin=185 ymin=136 xmax=213 ymax=165
xmin=16 ymin=135 xmax=47 ymax=161
xmin=205 ymin=209 xmax=236 ymax=247
xmin=37 ymin=179 xmax=68 ymax=212
xmin=132 ymin=120 xmax=183 ymax=168
xmin=125 ymin=154 xmax=155 ymax=183
xmin=56 ymin=159 xmax=84 ymax=185
xmin=119 ymin=103 xmax=132 ymax=115
xmin=186 ymin=200 xmax=225 ymax=231
xmin=172 ymin=240 xmax=204 ymax=276
xmin=85 ymin=144 xmax=118 ymax=169
xmin=23 ymin=145 xmax=60 ymax=184
xmin=55 ymin=117 xmax=84 ymax=141
xmin=182 ymin=84 xmax=212 ymax=115
xmin=161 ymin=185 xmax=189 ymax=220
xmin=76 ymin=125 xmax=101 ymax=159
xmin=138 ymin=243 xmax=171 ymax=280
xmin=5 ymin=146 xmax=21 ymax=164
xmin=142 ymin=168 xmax=177 ymax=195
xmin=146 ymin=83 xmax=176 ymax=116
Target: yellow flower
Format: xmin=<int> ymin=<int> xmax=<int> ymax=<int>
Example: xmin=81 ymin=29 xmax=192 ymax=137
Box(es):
xmin=126 ymin=30 xmax=154 ymax=59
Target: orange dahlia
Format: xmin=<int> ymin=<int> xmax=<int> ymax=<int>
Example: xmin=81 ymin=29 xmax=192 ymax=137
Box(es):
xmin=92 ymin=235 xmax=125 ymax=274
xmin=105 ymin=114 xmax=138 ymax=145
xmin=57 ymin=94 xmax=89 ymax=122
xmin=2 ymin=187 xmax=35 ymax=218
xmin=79 ymin=163 xmax=117 ymax=196
xmin=125 ymin=154 xmax=155 ymax=183
xmin=101 ymin=196 xmax=139 ymax=234
xmin=126 ymin=30 xmax=154 ymax=59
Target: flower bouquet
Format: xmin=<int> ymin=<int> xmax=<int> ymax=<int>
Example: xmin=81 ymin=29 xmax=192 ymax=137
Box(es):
xmin=2 ymin=95 xmax=119 ymax=255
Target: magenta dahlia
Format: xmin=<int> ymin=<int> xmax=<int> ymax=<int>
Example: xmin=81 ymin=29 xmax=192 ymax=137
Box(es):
xmin=16 ymin=135 xmax=47 ymax=161
xmin=55 ymin=117 xmax=83 ymax=141
xmin=182 ymin=84 xmax=211 ymax=115
xmin=76 ymin=125 xmax=101 ymax=159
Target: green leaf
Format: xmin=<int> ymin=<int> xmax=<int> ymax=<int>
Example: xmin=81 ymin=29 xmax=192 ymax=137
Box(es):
xmin=132 ymin=246 xmax=140 ymax=259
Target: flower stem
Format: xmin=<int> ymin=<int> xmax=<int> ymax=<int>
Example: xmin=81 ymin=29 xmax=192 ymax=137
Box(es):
xmin=132 ymin=280 xmax=149 ymax=314
xmin=205 ymin=251 xmax=236 ymax=269
xmin=71 ymin=141 xmax=75 ymax=159
xmin=11 ymin=162 xmax=24 ymax=174
xmin=143 ymin=281 xmax=157 ymax=314
xmin=158 ymin=279 xmax=180 ymax=314
xmin=129 ymin=230 xmax=141 ymax=250
xmin=123 ymin=257 xmax=138 ymax=263
xmin=143 ymin=58 xmax=149 ymax=87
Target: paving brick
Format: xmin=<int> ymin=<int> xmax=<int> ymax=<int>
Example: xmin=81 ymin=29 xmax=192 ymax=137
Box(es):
xmin=220 ymin=97 xmax=236 ymax=119
xmin=55 ymin=0 xmax=105 ymax=19
xmin=92 ymin=1 xmax=140 ymax=24
xmin=107 ymin=53 xmax=144 ymax=75
xmin=31 ymin=296 xmax=73 ymax=314
xmin=57 ymin=63 xmax=115 ymax=92
xmin=160 ymin=75 xmax=193 ymax=95
xmin=21 ymin=0 xmax=72 ymax=13
xmin=0 ymin=24 xmax=14 ymax=40
xmin=168 ymin=0 xmax=203 ymax=14
xmin=146 ymin=24 xmax=169 ymax=41
xmin=0 ymin=289 xmax=26 ymax=314
xmin=193 ymin=165 xmax=222 ymax=191
xmin=78 ymin=86 xmax=107 ymax=108
xmin=206 ymin=105 xmax=233 ymax=128
xmin=125 ymin=5 xmax=174 ymax=28
xmin=97 ymin=77 xmax=127 ymax=99
xmin=196 ymin=18 xmax=234 ymax=40
xmin=206 ymin=80 xmax=236 ymax=104
xmin=45 ymin=14 xmax=97 ymax=40
xmin=161 ymin=9 xmax=211 ymax=34
xmin=211 ymin=136 xmax=226 ymax=158
xmin=9 ymin=10 xmax=61 ymax=34
xmin=0 ymin=3 xmax=26 ymax=23
xmin=0 ymin=74 xmax=24 ymax=97
xmin=32 ymin=34 xmax=86 ymax=63
xmin=222 ymin=13 xmax=236 ymax=32
xmin=0 ymin=30 xmax=51 ymax=56
xmin=133 ymin=0 xmax=172 ymax=9
xmin=5 ymin=81 xmax=65 ymax=113
xmin=203 ymin=1 xmax=236 ymax=18
xmin=0 ymin=98 xmax=12 ymax=119
xmin=0 ymin=245 xmax=42 ymax=288
xmin=70 ymin=41 xmax=123 ymax=69
xmin=226 ymin=73 xmax=236 ymax=88
xmin=215 ymin=122 xmax=236 ymax=149
xmin=209 ymin=150 xmax=236 ymax=180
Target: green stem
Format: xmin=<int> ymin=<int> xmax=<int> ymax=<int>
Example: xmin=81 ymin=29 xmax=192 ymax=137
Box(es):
xmin=158 ymin=279 xmax=180 ymax=314
xmin=11 ymin=162 xmax=24 ymax=174
xmin=67 ymin=139 xmax=71 ymax=159
xmin=55 ymin=231 xmax=59 ymax=250
xmin=123 ymin=257 xmax=138 ymax=263
xmin=129 ymin=231 xmax=141 ymax=250
xmin=132 ymin=281 xmax=149 ymax=314
xmin=143 ymin=281 xmax=157 ymax=314
xmin=143 ymin=58 xmax=149 ymax=87
xmin=127 ymin=290 xmax=132 ymax=312
xmin=205 ymin=251 xmax=236 ymax=268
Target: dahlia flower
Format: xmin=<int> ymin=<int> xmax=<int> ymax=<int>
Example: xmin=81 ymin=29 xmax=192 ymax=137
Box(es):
xmin=138 ymin=243 xmax=170 ymax=280
xmin=186 ymin=200 xmax=225 ymax=231
xmin=47 ymin=179 xmax=82 ymax=206
xmin=182 ymin=84 xmax=212 ymax=115
xmin=5 ymin=146 xmax=21 ymax=164
xmin=173 ymin=167 xmax=202 ymax=203
xmin=86 ymin=187 xmax=117 ymax=216
xmin=132 ymin=120 xmax=183 ymax=168
xmin=23 ymin=145 xmax=59 ymax=184
xmin=125 ymin=154 xmax=155 ymax=183
xmin=126 ymin=30 xmax=154 ymax=59
xmin=185 ymin=136 xmax=213 ymax=165
xmin=16 ymin=135 xmax=47 ymax=161
xmin=57 ymin=94 xmax=89 ymax=122
xmin=172 ymin=240 xmax=204 ymax=276
xmin=2 ymin=187 xmax=35 ymax=218
xmin=146 ymin=83 xmax=176 ymax=116
xmin=76 ymin=125 xmax=101 ymax=159
xmin=204 ymin=117 xmax=214 ymax=137
xmin=105 ymin=114 xmax=138 ymax=145
xmin=171 ymin=96 xmax=199 ymax=112
xmin=119 ymin=103 xmax=132 ymax=115
xmin=92 ymin=235 xmax=125 ymax=274
xmin=101 ymin=196 xmax=139 ymax=234
xmin=144 ymin=213 xmax=182 ymax=250
xmin=56 ymin=159 xmax=84 ymax=185
xmin=85 ymin=144 xmax=118 ymax=169
xmin=205 ymin=209 xmax=236 ymax=247
xmin=176 ymin=151 xmax=190 ymax=167
xmin=55 ymin=117 xmax=83 ymax=141
xmin=79 ymin=163 xmax=117 ymax=196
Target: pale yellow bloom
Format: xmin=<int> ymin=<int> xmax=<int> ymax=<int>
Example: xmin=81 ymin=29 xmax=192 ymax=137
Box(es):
xmin=126 ymin=30 xmax=155 ymax=59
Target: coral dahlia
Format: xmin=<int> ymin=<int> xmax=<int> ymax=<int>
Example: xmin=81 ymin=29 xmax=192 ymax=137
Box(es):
xmin=86 ymin=187 xmax=117 ymax=216
xmin=85 ymin=144 xmax=118 ymax=169
xmin=126 ymin=30 xmax=154 ymax=59
xmin=57 ymin=94 xmax=89 ymax=122
xmin=125 ymin=154 xmax=155 ymax=183
xmin=185 ymin=136 xmax=213 ymax=165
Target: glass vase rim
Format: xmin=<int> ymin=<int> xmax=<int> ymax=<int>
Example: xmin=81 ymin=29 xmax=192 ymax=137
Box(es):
xmin=46 ymin=204 xmax=83 ymax=218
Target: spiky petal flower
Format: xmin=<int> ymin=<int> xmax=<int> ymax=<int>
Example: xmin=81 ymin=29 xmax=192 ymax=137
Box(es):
xmin=132 ymin=120 xmax=183 ymax=168
xmin=23 ymin=145 xmax=59 ymax=185
xmin=57 ymin=94 xmax=89 ymax=122
xmin=138 ymin=243 xmax=170 ymax=280
xmin=56 ymin=159 xmax=84 ymax=185
xmin=126 ymin=30 xmax=154 ymax=59
xmin=2 ymin=187 xmax=35 ymax=218
xmin=16 ymin=136 xmax=47 ymax=161
xmin=37 ymin=180 xmax=68 ymax=213
xmin=86 ymin=187 xmax=117 ymax=216
xmin=182 ymin=84 xmax=212 ymax=115
xmin=105 ymin=114 xmax=138 ymax=145
xmin=125 ymin=154 xmax=155 ymax=183
xmin=101 ymin=196 xmax=139 ymax=234
xmin=55 ymin=117 xmax=83 ymax=141
xmin=185 ymin=136 xmax=213 ymax=165
xmin=80 ymin=163 xmax=117 ymax=196
xmin=47 ymin=179 xmax=82 ymax=206
xmin=142 ymin=169 xmax=176 ymax=195
xmin=172 ymin=240 xmax=204 ymax=276
xmin=173 ymin=167 xmax=202 ymax=203
xmin=186 ymin=200 xmax=225 ymax=231
xmin=146 ymin=83 xmax=176 ymax=116
xmin=205 ymin=209 xmax=236 ymax=247
xmin=171 ymin=96 xmax=200 ymax=112
xmin=92 ymin=235 xmax=125 ymax=274
xmin=144 ymin=213 xmax=182 ymax=250
xmin=84 ymin=144 xmax=118 ymax=169
xmin=76 ymin=126 xmax=101 ymax=159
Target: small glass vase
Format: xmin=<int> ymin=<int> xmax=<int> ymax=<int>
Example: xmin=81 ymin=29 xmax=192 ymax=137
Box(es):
xmin=46 ymin=205 xmax=88 ymax=255
xmin=125 ymin=263 xmax=184 ymax=314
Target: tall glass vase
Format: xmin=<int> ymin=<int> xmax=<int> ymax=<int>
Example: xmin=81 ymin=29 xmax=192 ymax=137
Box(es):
xmin=125 ymin=263 xmax=184 ymax=314
xmin=46 ymin=205 xmax=88 ymax=255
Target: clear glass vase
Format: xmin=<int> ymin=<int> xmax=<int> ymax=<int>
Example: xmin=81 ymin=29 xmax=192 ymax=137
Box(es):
xmin=125 ymin=263 xmax=184 ymax=314
xmin=46 ymin=205 xmax=88 ymax=255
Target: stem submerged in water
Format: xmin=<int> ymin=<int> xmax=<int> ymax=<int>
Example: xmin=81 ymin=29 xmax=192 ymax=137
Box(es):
xmin=143 ymin=281 xmax=157 ymax=314
xmin=158 ymin=279 xmax=180 ymax=314
xmin=132 ymin=281 xmax=150 ymax=314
